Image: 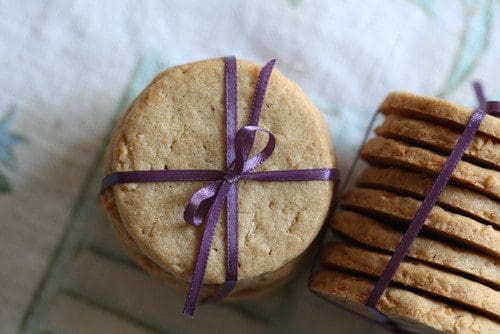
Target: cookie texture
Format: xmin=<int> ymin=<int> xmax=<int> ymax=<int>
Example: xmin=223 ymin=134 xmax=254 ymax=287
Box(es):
xmin=375 ymin=114 xmax=500 ymax=169
xmin=102 ymin=190 xmax=302 ymax=300
xmin=379 ymin=91 xmax=500 ymax=140
xmin=332 ymin=211 xmax=499 ymax=287
xmin=358 ymin=166 xmax=500 ymax=227
xmin=102 ymin=58 xmax=336 ymax=286
xmin=361 ymin=137 xmax=500 ymax=200
xmin=310 ymin=270 xmax=500 ymax=334
xmin=321 ymin=243 xmax=500 ymax=318
xmin=341 ymin=187 xmax=500 ymax=256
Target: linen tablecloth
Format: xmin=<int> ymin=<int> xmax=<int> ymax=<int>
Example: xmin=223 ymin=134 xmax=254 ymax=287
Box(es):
xmin=1 ymin=1 xmax=499 ymax=333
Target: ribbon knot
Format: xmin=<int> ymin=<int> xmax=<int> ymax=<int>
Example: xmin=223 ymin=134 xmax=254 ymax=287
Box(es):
xmin=100 ymin=56 xmax=339 ymax=317
xmin=223 ymin=172 xmax=239 ymax=184
xmin=183 ymin=124 xmax=276 ymax=228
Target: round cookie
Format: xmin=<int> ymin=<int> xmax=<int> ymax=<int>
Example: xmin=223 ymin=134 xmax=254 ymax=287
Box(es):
xmin=379 ymin=91 xmax=500 ymax=140
xmin=332 ymin=211 xmax=500 ymax=287
xmin=375 ymin=115 xmax=500 ymax=169
xmin=341 ymin=188 xmax=500 ymax=256
xmin=102 ymin=190 xmax=303 ymax=300
xmin=310 ymin=270 xmax=500 ymax=334
xmin=321 ymin=243 xmax=500 ymax=319
xmin=361 ymin=137 xmax=500 ymax=200
xmin=358 ymin=166 xmax=500 ymax=227
xmin=102 ymin=58 xmax=336 ymax=288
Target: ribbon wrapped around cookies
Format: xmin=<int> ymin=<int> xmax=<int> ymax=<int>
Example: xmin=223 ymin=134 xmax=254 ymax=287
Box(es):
xmin=101 ymin=56 xmax=339 ymax=316
xmin=365 ymin=83 xmax=499 ymax=333
xmin=311 ymin=83 xmax=500 ymax=334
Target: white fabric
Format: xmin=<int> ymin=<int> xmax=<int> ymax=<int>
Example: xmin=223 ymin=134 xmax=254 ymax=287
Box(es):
xmin=1 ymin=1 xmax=499 ymax=332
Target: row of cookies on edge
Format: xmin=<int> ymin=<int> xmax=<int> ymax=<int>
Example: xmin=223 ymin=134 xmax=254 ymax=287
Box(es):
xmin=311 ymin=92 xmax=500 ymax=333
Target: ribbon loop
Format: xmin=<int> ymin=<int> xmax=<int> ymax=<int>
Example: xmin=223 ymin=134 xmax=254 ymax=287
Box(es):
xmin=233 ymin=125 xmax=276 ymax=175
xmin=183 ymin=180 xmax=223 ymax=227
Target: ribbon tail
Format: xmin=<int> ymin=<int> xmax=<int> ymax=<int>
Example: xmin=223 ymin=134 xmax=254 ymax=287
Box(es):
xmin=183 ymin=181 xmax=232 ymax=317
xmin=225 ymin=183 xmax=238 ymax=286
xmin=248 ymin=59 xmax=276 ymax=127
xmin=211 ymin=182 xmax=238 ymax=301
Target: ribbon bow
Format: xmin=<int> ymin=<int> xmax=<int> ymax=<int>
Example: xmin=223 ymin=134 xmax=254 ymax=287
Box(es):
xmin=101 ymin=56 xmax=339 ymax=316
xmin=362 ymin=82 xmax=500 ymax=333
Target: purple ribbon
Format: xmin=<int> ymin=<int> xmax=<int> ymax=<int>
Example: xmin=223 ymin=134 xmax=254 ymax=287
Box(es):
xmin=364 ymin=82 xmax=499 ymax=332
xmin=101 ymin=56 xmax=339 ymax=317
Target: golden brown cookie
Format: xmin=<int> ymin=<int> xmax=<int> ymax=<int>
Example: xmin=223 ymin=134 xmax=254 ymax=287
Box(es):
xmin=361 ymin=137 xmax=500 ymax=200
xmin=358 ymin=166 xmax=500 ymax=227
xmin=310 ymin=270 xmax=500 ymax=334
xmin=332 ymin=211 xmax=499 ymax=287
xmin=321 ymin=243 xmax=500 ymax=318
xmin=341 ymin=188 xmax=500 ymax=256
xmin=102 ymin=58 xmax=336 ymax=288
xmin=102 ymin=189 xmax=304 ymax=300
xmin=375 ymin=115 xmax=500 ymax=169
xmin=379 ymin=91 xmax=500 ymax=140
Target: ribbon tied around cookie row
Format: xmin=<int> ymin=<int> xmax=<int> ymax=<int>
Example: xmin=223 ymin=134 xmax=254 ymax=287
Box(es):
xmin=363 ymin=82 xmax=499 ymax=333
xmin=184 ymin=125 xmax=275 ymax=228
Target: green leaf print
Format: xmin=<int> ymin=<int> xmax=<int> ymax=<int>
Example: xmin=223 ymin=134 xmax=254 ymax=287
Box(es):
xmin=288 ymin=0 xmax=302 ymax=7
xmin=0 ymin=107 xmax=26 ymax=193
xmin=409 ymin=0 xmax=436 ymax=17
xmin=0 ymin=170 xmax=11 ymax=192
xmin=437 ymin=0 xmax=493 ymax=97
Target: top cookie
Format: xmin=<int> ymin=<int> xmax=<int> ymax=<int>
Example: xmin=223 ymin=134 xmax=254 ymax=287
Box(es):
xmin=379 ymin=91 xmax=500 ymax=140
xmin=375 ymin=114 xmax=500 ymax=169
xmin=103 ymin=58 xmax=336 ymax=284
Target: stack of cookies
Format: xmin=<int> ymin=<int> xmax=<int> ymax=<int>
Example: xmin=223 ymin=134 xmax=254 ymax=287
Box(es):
xmin=101 ymin=58 xmax=336 ymax=303
xmin=310 ymin=92 xmax=500 ymax=333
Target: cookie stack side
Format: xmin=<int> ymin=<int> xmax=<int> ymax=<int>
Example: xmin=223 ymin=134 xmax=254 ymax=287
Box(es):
xmin=311 ymin=91 xmax=500 ymax=333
